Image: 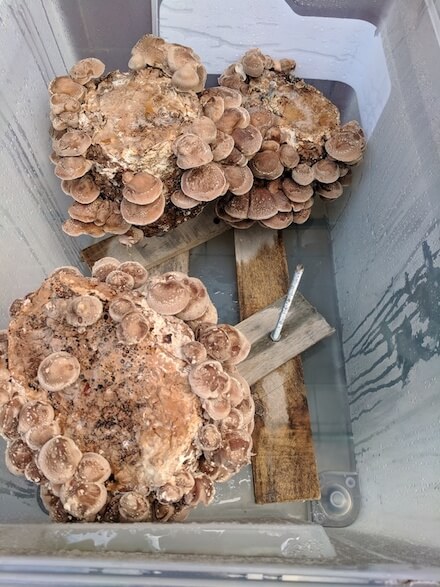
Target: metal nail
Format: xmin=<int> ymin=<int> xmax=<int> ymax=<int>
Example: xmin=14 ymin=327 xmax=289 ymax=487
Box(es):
xmin=270 ymin=264 xmax=304 ymax=342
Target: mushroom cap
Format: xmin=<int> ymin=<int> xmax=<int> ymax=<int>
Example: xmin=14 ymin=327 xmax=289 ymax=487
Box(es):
xmin=62 ymin=480 xmax=107 ymax=521
xmin=250 ymin=150 xmax=284 ymax=180
xmin=0 ymin=396 xmax=25 ymax=440
xmin=147 ymin=279 xmax=191 ymax=315
xmin=116 ymin=311 xmax=151 ymax=345
xmin=223 ymin=193 xmax=250 ymax=220
xmin=75 ymin=452 xmax=112 ymax=483
xmin=261 ymin=139 xmax=280 ymax=152
xmin=189 ymin=116 xmax=218 ymax=144
xmin=173 ymin=134 xmax=213 ymax=170
xmin=24 ymin=460 xmax=46 ymax=484
xmin=68 ymin=198 xmax=107 ymax=224
xmin=260 ymin=211 xmax=294 ymax=229
xmin=18 ymin=401 xmax=54 ymax=435
xmin=187 ymin=300 xmax=218 ymax=330
xmin=105 ymin=269 xmax=135 ymax=290
xmin=52 ymin=131 xmax=92 ymax=157
xmin=184 ymin=474 xmax=215 ymax=506
xmin=273 ymin=57 xmax=296 ymax=73
xmin=203 ymin=396 xmax=231 ymax=421
xmin=175 ymin=277 xmax=209 ymax=321
xmin=25 ymin=421 xmax=61 ymax=451
xmin=249 ymin=107 xmax=275 ymax=134
xmin=120 ymin=193 xmax=165 ymax=226
xmin=247 ymin=186 xmax=278 ymax=220
xmin=199 ymin=324 xmax=250 ymax=365
xmin=188 ymin=360 xmax=231 ymax=399
xmin=122 ymin=172 xmax=163 ymax=205
xmin=170 ymin=189 xmax=200 ymax=210
xmin=228 ymin=377 xmax=245 ymax=407
xmin=220 ymin=407 xmax=245 ymax=432
xmin=282 ymin=178 xmax=314 ymax=203
xmin=5 ymin=439 xmax=34 ymax=475
xmin=37 ymin=352 xmax=81 ymax=392
xmin=66 ymin=295 xmax=103 ymax=327
xmin=50 ymin=93 xmax=81 ymax=115
xmin=156 ymin=483 xmax=184 ymax=503
xmin=181 ymin=341 xmax=208 ymax=364
xmin=203 ymin=86 xmax=242 ymax=109
xmin=67 ymin=175 xmax=100 ymax=204
xmin=69 ymin=58 xmax=105 ymax=85
xmin=154 ymin=502 xmax=175 ymax=522
xmin=118 ymin=261 xmax=148 ymax=289
xmin=267 ymin=181 xmax=293 ymax=212
xmin=325 ymin=128 xmax=364 ymax=163
xmin=292 ymin=209 xmax=312 ymax=224
xmin=197 ymin=423 xmax=222 ymax=451
xmin=202 ymin=95 xmax=225 ymax=122
xmin=51 ymin=110 xmax=80 ymax=131
xmin=241 ymin=48 xmax=266 ymax=77
xmin=37 ymin=435 xmax=83 ymax=484
xmin=54 ymin=156 xmax=93 ymax=180
xmin=128 ymin=35 xmax=167 ymax=70
xmin=108 ymin=296 xmax=136 ymax=322
xmin=312 ymin=158 xmax=340 ymax=183
xmin=181 ymin=163 xmax=227 ymax=202
xmin=216 ymin=430 xmax=252 ymax=469
xmin=91 ymin=257 xmax=121 ymax=281
xmin=118 ymin=227 xmax=144 ymax=247
xmin=119 ymin=491 xmax=151 ymax=522
xmin=216 ymin=107 xmax=250 ymax=134
xmin=103 ymin=208 xmax=131 ymax=236
xmin=291 ymin=163 xmax=315 ymax=186
xmin=316 ymin=180 xmax=344 ymax=200
xmin=48 ymin=76 xmax=86 ymax=101
xmin=211 ymin=131 xmax=235 ymax=162
xmin=171 ymin=62 xmax=206 ymax=92
xmin=222 ymin=147 xmax=248 ymax=168
xmin=279 ymin=144 xmax=300 ymax=169
xmin=231 ymin=125 xmax=263 ymax=157
xmin=166 ymin=44 xmax=200 ymax=72
xmin=223 ymin=165 xmax=254 ymax=196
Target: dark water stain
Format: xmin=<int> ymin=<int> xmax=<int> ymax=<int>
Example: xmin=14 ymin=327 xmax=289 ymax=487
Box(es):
xmin=346 ymin=241 xmax=440 ymax=407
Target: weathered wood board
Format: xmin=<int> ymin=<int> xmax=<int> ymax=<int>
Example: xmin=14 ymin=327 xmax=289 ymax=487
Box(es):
xmin=237 ymin=294 xmax=334 ymax=386
xmin=234 ymin=225 xmax=321 ymax=503
xmin=81 ymin=204 xmax=229 ymax=270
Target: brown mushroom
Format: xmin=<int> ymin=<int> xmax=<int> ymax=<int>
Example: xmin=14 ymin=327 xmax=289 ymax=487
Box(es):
xmin=249 ymin=107 xmax=275 ymax=134
xmin=292 ymin=209 xmax=312 ymax=224
xmin=173 ymin=134 xmax=213 ymax=170
xmin=199 ymin=324 xmax=250 ymax=365
xmin=108 ymin=296 xmax=136 ymax=322
xmin=25 ymin=460 xmax=46 ymax=484
xmin=62 ymin=480 xmax=108 ymax=521
xmin=279 ymin=144 xmax=300 ymax=169
xmin=312 ymin=158 xmax=340 ymax=183
xmin=116 ymin=312 xmax=150 ymax=345
xmin=66 ymin=295 xmax=103 ymax=327
xmin=50 ymin=111 xmax=80 ymax=131
xmin=119 ymin=491 xmax=151 ymax=522
xmin=122 ymin=171 xmax=163 ymax=205
xmin=25 ymin=421 xmax=61 ymax=451
xmin=48 ymin=76 xmax=86 ymax=101
xmin=184 ymin=475 xmax=214 ymax=506
xmin=261 ymin=139 xmax=280 ymax=152
xmin=172 ymin=62 xmax=206 ymax=93
xmin=5 ymin=439 xmax=34 ymax=475
xmin=156 ymin=483 xmax=184 ymax=504
xmin=216 ymin=107 xmax=250 ymax=134
xmin=0 ymin=396 xmax=25 ymax=440
xmin=176 ymin=277 xmax=209 ymax=321
xmin=260 ymin=211 xmax=293 ymax=229
xmin=272 ymin=57 xmax=296 ymax=72
xmin=267 ymin=180 xmax=293 ymax=212
xmin=202 ymin=95 xmax=225 ymax=122
xmin=187 ymin=300 xmax=218 ymax=330
xmin=247 ymin=186 xmax=278 ymax=220
xmin=316 ymin=180 xmax=344 ymax=200
xmin=291 ymin=163 xmax=315 ymax=186
xmin=221 ymin=147 xmax=248 ymax=167
xmin=54 ymin=156 xmax=92 ymax=180
xmin=37 ymin=435 xmax=82 ymax=484
xmin=37 ymin=352 xmax=80 ymax=392
xmin=325 ymin=126 xmax=364 ymax=163
xmin=203 ymin=396 xmax=231 ymax=420
xmin=166 ymin=44 xmax=199 ymax=72
xmin=223 ymin=193 xmax=250 ymax=220
xmin=18 ymin=401 xmax=54 ymax=435
xmin=282 ymin=178 xmax=314 ymax=203
xmin=181 ymin=341 xmax=207 ymax=364
xmin=250 ymin=151 xmax=284 ymax=180
xmin=188 ymin=360 xmax=231 ymax=399
xmin=204 ymin=86 xmax=242 ymax=109
xmin=228 ymin=377 xmax=245 ymax=407
xmin=210 ymin=131 xmax=235 ymax=162
xmin=118 ymin=261 xmax=148 ymax=289
xmin=75 ymin=452 xmax=111 ymax=483
xmin=223 ymin=165 xmax=253 ymax=196
xmin=147 ymin=279 xmax=190 ymax=316
xmin=197 ymin=423 xmax=222 ymax=451
xmin=216 ymin=430 xmax=252 ymax=469
xmin=91 ymin=257 xmax=121 ymax=281
xmin=241 ymin=48 xmax=266 ymax=77
xmin=120 ymin=194 xmax=165 ymax=225
xmin=220 ymin=408 xmax=245 ymax=431
xmin=66 ymin=175 xmax=100 ymax=204
xmin=52 ymin=131 xmax=92 ymax=157
xmin=189 ymin=116 xmax=217 ymax=144
xmin=103 ymin=207 xmax=131 ymax=236
xmin=50 ymin=93 xmax=81 ymax=115
xmin=128 ymin=35 xmax=167 ymax=70
xmin=181 ymin=163 xmax=227 ymax=201
xmin=118 ymin=227 xmax=144 ymax=246
xmin=154 ymin=502 xmax=175 ymax=522
xmin=170 ymin=189 xmax=200 ymax=210
xmin=69 ymin=58 xmax=105 ymax=85
xmin=231 ymin=125 xmax=263 ymax=157
xmin=68 ymin=198 xmax=105 ymax=224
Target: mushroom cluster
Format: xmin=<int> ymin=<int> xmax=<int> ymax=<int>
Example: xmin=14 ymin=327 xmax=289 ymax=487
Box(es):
xmin=215 ymin=49 xmax=366 ymax=229
xmin=0 ymin=262 xmax=253 ymax=523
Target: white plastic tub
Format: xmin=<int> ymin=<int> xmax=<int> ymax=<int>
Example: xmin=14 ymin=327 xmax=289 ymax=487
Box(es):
xmin=0 ymin=0 xmax=439 ymax=584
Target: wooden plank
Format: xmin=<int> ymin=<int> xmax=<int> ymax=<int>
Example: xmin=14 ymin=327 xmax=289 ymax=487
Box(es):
xmin=234 ymin=224 xmax=321 ymax=503
xmin=81 ymin=204 xmax=229 ymax=269
xmin=237 ymin=293 xmax=334 ymax=386
xmin=148 ymin=251 xmax=189 ymax=276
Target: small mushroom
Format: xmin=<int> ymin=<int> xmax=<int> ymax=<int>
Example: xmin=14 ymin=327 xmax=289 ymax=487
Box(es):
xmin=291 ymin=163 xmax=315 ymax=186
xmin=91 ymin=257 xmax=121 ymax=281
xmin=292 ymin=209 xmax=312 ymax=224
xmin=203 ymin=396 xmax=231 ymax=421
xmin=249 ymin=107 xmax=275 ymax=134
xmin=250 ymin=151 xmax=284 ymax=180
xmin=189 ymin=116 xmax=218 ymax=144
xmin=119 ymin=491 xmax=152 ymax=522
xmin=25 ymin=421 xmax=61 ymax=451
xmin=211 ymin=131 xmax=235 ymax=162
xmin=108 ymin=296 xmax=136 ymax=322
xmin=202 ymin=95 xmax=225 ymax=122
xmin=103 ymin=207 xmax=131 ymax=236
xmin=116 ymin=312 xmax=150 ymax=345
xmin=261 ymin=139 xmax=280 ymax=152
xmin=216 ymin=107 xmax=250 ymax=134
xmin=312 ymin=158 xmax=340 ymax=183
xmin=247 ymin=186 xmax=278 ymax=220
xmin=197 ymin=423 xmax=222 ymax=451
xmin=120 ymin=194 xmax=165 ymax=226
xmin=184 ymin=475 xmax=214 ymax=506
xmin=52 ymin=131 xmax=92 ymax=157
xmin=181 ymin=341 xmax=207 ymax=364
xmin=118 ymin=261 xmax=149 ymax=289
xmin=66 ymin=295 xmax=103 ymax=327
xmin=223 ymin=193 xmax=250 ymax=220
xmin=154 ymin=502 xmax=175 ymax=522
xmin=272 ymin=57 xmax=296 ymax=73
xmin=223 ymin=165 xmax=253 ymax=196
xmin=122 ymin=171 xmax=163 ymax=205
xmin=37 ymin=352 xmax=80 ymax=392
xmin=5 ymin=439 xmax=34 ymax=476
xmin=267 ymin=180 xmax=293 ymax=212
xmin=221 ymin=147 xmax=248 ymax=167
xmin=181 ymin=163 xmax=227 ymax=202
xmin=203 ymin=86 xmax=242 ymax=109
xmin=325 ymin=126 xmax=364 ymax=163
xmin=282 ymin=178 xmax=314 ymax=203
xmin=260 ymin=211 xmax=294 ymax=229
xmin=176 ymin=277 xmax=209 ymax=321
xmin=69 ymin=58 xmax=105 ymax=85
xmin=156 ymin=483 xmax=184 ymax=503
xmin=50 ymin=93 xmax=81 ymax=115
xmin=48 ymin=76 xmax=86 ymax=101
xmin=37 ymin=435 xmax=82 ymax=484
xmin=279 ymin=144 xmax=300 ymax=169
xmin=66 ymin=175 xmax=100 ymax=204
xmin=228 ymin=377 xmax=245 ymax=407
xmin=0 ymin=396 xmax=25 ymax=440
xmin=217 ymin=430 xmax=252 ymax=469
xmin=170 ymin=189 xmax=200 ymax=210
xmin=54 ymin=156 xmax=92 ymax=180
xmin=68 ymin=198 xmax=106 ymax=224
xmin=18 ymin=401 xmax=54 ymax=435
xmin=173 ymin=134 xmax=213 ymax=170
xmin=199 ymin=324 xmax=250 ymax=365
xmin=220 ymin=408 xmax=245 ymax=431
xmin=25 ymin=460 xmax=46 ymax=484
xmin=172 ymin=62 xmax=206 ymax=93
xmin=241 ymin=48 xmax=266 ymax=77
xmin=62 ymin=480 xmax=108 ymax=521
xmin=76 ymin=452 xmax=111 ymax=483
xmin=166 ymin=44 xmax=199 ymax=72
xmin=265 ymin=126 xmax=281 ymax=143
xmin=128 ymin=35 xmax=167 ymax=70
xmin=316 ymin=180 xmax=344 ymax=200
xmin=118 ymin=227 xmax=144 ymax=247
xmin=187 ymin=300 xmax=218 ymax=330
xmin=231 ymin=125 xmax=263 ymax=157
xmin=147 ymin=279 xmax=191 ymax=315
xmin=188 ymin=360 xmax=231 ymax=399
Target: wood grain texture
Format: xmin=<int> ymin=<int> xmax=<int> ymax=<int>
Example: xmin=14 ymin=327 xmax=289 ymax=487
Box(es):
xmin=237 ymin=293 xmax=334 ymax=386
xmin=148 ymin=251 xmax=189 ymax=276
xmin=234 ymin=224 xmax=320 ymax=503
xmin=81 ymin=204 xmax=229 ymax=270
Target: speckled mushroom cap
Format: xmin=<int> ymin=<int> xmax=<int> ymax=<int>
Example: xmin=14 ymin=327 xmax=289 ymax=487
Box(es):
xmin=215 ymin=49 xmax=366 ymax=229
xmin=1 ymin=263 xmax=253 ymax=523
